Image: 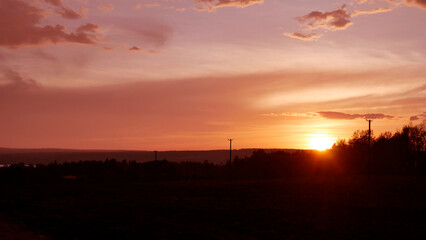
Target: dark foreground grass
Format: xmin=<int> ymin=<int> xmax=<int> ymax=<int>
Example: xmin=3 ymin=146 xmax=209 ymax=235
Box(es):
xmin=0 ymin=176 xmax=425 ymax=240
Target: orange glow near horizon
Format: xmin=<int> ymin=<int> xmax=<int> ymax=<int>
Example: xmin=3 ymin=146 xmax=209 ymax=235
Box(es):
xmin=308 ymin=134 xmax=336 ymax=151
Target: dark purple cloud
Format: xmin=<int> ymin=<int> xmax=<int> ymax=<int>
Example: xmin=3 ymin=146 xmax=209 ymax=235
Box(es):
xmin=410 ymin=112 xmax=426 ymax=121
xmin=0 ymin=0 xmax=100 ymax=48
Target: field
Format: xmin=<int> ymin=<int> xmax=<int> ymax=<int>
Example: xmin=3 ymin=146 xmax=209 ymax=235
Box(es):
xmin=1 ymin=176 xmax=425 ymax=240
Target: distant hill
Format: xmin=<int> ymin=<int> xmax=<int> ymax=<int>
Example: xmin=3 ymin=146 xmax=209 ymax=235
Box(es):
xmin=0 ymin=148 xmax=299 ymax=165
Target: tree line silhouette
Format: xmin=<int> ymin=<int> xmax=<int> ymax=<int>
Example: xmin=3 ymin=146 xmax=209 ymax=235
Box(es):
xmin=1 ymin=121 xmax=424 ymax=184
xmin=332 ymin=121 xmax=425 ymax=175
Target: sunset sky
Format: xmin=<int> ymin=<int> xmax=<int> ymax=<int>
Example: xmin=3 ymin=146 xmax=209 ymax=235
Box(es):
xmin=0 ymin=0 xmax=425 ymax=150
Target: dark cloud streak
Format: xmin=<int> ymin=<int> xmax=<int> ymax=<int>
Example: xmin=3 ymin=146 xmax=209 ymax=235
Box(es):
xmin=129 ymin=46 xmax=143 ymax=51
xmin=318 ymin=111 xmax=394 ymax=120
xmin=410 ymin=112 xmax=426 ymax=121
xmin=0 ymin=68 xmax=41 ymax=91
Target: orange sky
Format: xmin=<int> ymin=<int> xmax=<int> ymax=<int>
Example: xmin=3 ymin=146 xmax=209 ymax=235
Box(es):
xmin=0 ymin=0 xmax=425 ymax=150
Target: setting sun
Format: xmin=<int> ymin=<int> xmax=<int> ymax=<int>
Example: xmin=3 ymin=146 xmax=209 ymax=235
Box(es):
xmin=308 ymin=135 xmax=335 ymax=151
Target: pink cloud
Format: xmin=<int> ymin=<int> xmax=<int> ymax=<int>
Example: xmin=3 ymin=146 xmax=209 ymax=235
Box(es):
xmin=296 ymin=5 xmax=352 ymax=31
xmin=76 ymin=0 xmax=88 ymax=4
xmin=43 ymin=0 xmax=82 ymax=19
xmin=77 ymin=23 xmax=99 ymax=33
xmin=56 ymin=6 xmax=81 ymax=19
xmin=287 ymin=4 xmax=398 ymax=40
xmin=79 ymin=7 xmax=90 ymax=18
xmin=44 ymin=0 xmax=62 ymax=7
xmin=195 ymin=0 xmax=263 ymax=11
xmin=98 ymin=4 xmax=115 ymax=12
xmin=0 ymin=0 xmax=100 ymax=48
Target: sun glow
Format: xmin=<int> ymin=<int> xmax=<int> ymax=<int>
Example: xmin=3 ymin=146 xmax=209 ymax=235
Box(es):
xmin=308 ymin=134 xmax=335 ymax=151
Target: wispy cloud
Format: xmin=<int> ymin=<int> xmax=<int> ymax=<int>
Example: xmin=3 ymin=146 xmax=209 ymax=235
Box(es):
xmin=283 ymin=32 xmax=322 ymax=41
xmin=0 ymin=68 xmax=421 ymax=149
xmin=318 ymin=111 xmax=394 ymax=120
xmin=194 ymin=0 xmax=263 ymax=11
xmin=148 ymin=50 xmax=160 ymax=54
xmin=121 ymin=20 xmax=173 ymax=48
xmin=262 ymin=111 xmax=396 ymax=120
xmin=351 ymin=7 xmax=393 ymax=16
xmin=0 ymin=68 xmax=41 ymax=91
xmin=145 ymin=3 xmax=161 ymax=8
xmin=129 ymin=46 xmax=143 ymax=51
xmin=262 ymin=112 xmax=318 ymax=118
xmin=44 ymin=0 xmax=82 ymax=19
xmin=98 ymin=4 xmax=115 ymax=12
xmin=356 ymin=0 xmax=370 ymax=4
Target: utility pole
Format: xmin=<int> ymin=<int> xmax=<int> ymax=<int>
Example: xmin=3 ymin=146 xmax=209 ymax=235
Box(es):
xmin=367 ymin=119 xmax=372 ymax=148
xmin=366 ymin=119 xmax=372 ymax=179
xmin=228 ymin=139 xmax=233 ymax=180
xmin=154 ymin=151 xmax=158 ymax=161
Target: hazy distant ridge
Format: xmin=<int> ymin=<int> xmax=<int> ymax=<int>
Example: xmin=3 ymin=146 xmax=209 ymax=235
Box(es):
xmin=0 ymin=148 xmax=298 ymax=165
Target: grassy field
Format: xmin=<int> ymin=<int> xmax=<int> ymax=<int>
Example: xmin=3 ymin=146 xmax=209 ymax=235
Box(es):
xmin=1 ymin=176 xmax=425 ymax=240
